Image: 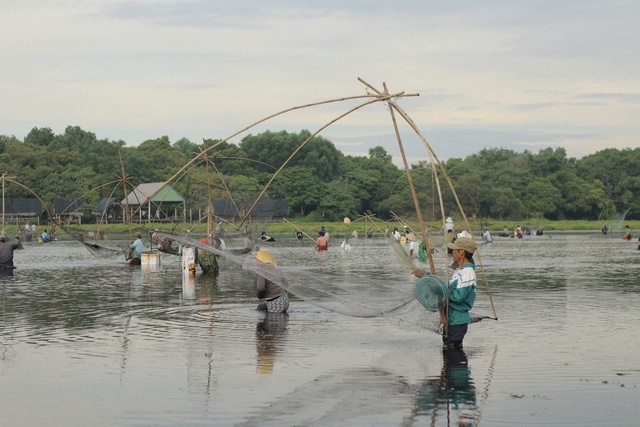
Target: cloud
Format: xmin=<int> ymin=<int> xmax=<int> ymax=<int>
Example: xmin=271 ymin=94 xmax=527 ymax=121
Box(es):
xmin=0 ymin=0 xmax=638 ymax=163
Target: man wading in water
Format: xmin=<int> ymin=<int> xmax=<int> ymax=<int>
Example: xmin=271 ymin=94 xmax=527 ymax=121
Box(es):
xmin=0 ymin=235 xmax=22 ymax=270
xmin=413 ymin=237 xmax=477 ymax=350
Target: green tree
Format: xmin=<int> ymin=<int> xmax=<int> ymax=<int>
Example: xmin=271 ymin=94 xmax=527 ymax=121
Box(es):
xmin=271 ymin=166 xmax=327 ymax=216
xmin=239 ymin=130 xmax=342 ymax=180
xmin=523 ymin=178 xmax=562 ymax=219
xmin=24 ymin=127 xmax=55 ymax=147
xmin=368 ymin=145 xmax=393 ymax=163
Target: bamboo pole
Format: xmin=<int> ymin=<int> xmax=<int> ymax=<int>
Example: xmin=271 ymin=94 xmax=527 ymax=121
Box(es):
xmin=4 ymin=178 xmax=54 ymax=229
xmin=119 ymin=150 xmax=133 ymax=241
xmin=237 ymin=96 xmax=387 ymax=229
xmin=380 ymin=81 xmax=448 ymax=334
xmin=383 ymin=92 xmax=498 ymax=321
xmin=282 ymin=218 xmax=316 ymax=244
xmin=134 ymin=90 xmax=418 ymax=227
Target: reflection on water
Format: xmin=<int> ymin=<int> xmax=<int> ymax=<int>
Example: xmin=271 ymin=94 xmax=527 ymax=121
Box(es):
xmin=0 ymin=235 xmax=639 ymax=426
xmin=414 ymin=348 xmax=477 ymax=426
xmin=255 ymin=312 xmax=289 ymax=375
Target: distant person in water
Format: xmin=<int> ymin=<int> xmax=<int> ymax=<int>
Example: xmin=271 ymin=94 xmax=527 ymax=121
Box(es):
xmin=602 ymin=223 xmax=609 ymax=235
xmin=254 ymin=249 xmax=289 ymax=313
xmin=0 ymin=235 xmax=22 ymax=269
xmin=481 ymin=227 xmax=493 ymax=243
xmin=129 ymin=232 xmax=144 ymax=265
xmin=316 ymin=231 xmax=328 ymax=251
xmin=407 ymin=232 xmax=419 ymax=256
xmin=623 ymin=225 xmax=632 ymax=240
xmin=41 ymin=229 xmax=51 ymax=243
xmin=392 ymin=227 xmax=402 ymax=240
xmin=260 ymin=231 xmax=275 ymax=242
xmin=445 ymin=217 xmax=454 ymax=233
xmin=296 ymin=231 xmax=303 ymax=241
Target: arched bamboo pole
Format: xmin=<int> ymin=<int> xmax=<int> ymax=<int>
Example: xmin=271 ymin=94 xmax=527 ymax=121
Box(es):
xmin=377 ymin=81 xmax=448 ymax=334
xmin=3 ymin=178 xmax=54 ymax=228
xmin=380 ymin=87 xmax=498 ymax=321
xmin=134 ymin=92 xmax=418 ymax=225
xmin=237 ymin=96 xmax=404 ymax=229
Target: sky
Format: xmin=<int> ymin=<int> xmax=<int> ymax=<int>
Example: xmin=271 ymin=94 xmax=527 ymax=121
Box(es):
xmin=1 ymin=0 xmax=639 ymax=166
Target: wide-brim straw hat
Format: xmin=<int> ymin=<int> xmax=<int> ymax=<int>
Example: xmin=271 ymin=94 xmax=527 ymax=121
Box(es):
xmin=447 ymin=237 xmax=477 ymax=254
xmin=343 ymin=217 xmax=351 ymax=226
xmin=406 ymin=233 xmax=417 ymax=241
xmin=256 ymin=248 xmax=276 ymax=265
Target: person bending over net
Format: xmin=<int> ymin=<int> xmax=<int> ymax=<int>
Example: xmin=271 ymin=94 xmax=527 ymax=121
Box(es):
xmin=254 ymin=249 xmax=289 ymax=313
xmin=128 ymin=233 xmax=144 ymax=265
xmin=413 ymin=237 xmax=477 ymax=350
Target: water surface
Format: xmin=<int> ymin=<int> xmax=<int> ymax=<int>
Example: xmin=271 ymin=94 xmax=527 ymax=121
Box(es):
xmin=1 ymin=233 xmax=639 ymax=426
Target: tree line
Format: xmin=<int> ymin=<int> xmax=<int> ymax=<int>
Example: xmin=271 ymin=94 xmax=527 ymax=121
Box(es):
xmin=0 ymin=126 xmax=638 ymax=222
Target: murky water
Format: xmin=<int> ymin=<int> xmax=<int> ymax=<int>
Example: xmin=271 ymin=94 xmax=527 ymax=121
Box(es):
xmin=1 ymin=233 xmax=639 ymax=426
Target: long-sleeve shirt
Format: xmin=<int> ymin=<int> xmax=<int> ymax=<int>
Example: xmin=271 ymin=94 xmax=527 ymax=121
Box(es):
xmin=0 ymin=242 xmax=20 ymax=267
xmin=253 ymin=263 xmax=287 ymax=301
xmin=447 ymin=262 xmax=477 ymax=325
xmin=129 ymin=238 xmax=144 ymax=259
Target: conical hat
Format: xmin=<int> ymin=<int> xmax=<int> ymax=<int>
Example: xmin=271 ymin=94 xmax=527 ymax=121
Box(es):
xmin=343 ymin=217 xmax=351 ymax=226
xmin=256 ymin=248 xmax=275 ymax=265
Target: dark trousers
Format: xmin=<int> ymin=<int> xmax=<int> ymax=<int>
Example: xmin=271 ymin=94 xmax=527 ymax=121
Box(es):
xmin=443 ymin=323 xmax=468 ymax=348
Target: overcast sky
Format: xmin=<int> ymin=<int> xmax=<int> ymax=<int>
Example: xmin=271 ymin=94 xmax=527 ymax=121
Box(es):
xmin=1 ymin=0 xmax=638 ymax=165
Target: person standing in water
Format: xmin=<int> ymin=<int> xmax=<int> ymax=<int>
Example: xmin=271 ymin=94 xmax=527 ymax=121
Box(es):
xmin=0 ymin=235 xmax=22 ymax=270
xmin=254 ymin=249 xmax=289 ymax=313
xmin=129 ymin=232 xmax=144 ymax=265
xmin=316 ymin=231 xmax=328 ymax=251
xmin=481 ymin=227 xmax=493 ymax=243
xmin=413 ymin=237 xmax=477 ymax=350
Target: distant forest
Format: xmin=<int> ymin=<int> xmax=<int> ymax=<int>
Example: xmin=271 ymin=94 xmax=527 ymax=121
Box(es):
xmin=1 ymin=126 xmax=639 ymax=222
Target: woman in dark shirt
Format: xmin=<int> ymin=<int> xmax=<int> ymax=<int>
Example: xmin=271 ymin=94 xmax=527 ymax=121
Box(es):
xmin=254 ymin=249 xmax=289 ymax=313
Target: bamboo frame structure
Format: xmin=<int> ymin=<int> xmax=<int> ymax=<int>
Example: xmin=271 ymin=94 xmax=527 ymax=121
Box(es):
xmin=131 ymin=77 xmax=497 ymax=322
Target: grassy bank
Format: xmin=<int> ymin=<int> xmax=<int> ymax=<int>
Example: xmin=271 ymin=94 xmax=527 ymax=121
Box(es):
xmin=4 ymin=218 xmax=636 ymax=238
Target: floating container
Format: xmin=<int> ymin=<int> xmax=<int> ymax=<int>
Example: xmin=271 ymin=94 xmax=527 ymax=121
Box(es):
xmin=181 ymin=247 xmax=196 ymax=273
xmin=141 ymin=252 xmax=162 ymax=267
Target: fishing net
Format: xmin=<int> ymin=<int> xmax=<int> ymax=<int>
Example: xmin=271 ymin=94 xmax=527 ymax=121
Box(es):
xmin=155 ymin=228 xmax=493 ymax=334
xmin=156 ymin=231 xmax=446 ymax=333
xmin=415 ymin=274 xmax=447 ymax=312
xmin=59 ymin=224 xmax=130 ymax=259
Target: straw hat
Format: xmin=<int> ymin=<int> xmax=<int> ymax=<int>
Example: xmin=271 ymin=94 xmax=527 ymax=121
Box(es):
xmin=406 ymin=232 xmax=417 ymax=242
xmin=135 ymin=232 xmax=142 ymax=238
xmin=256 ymin=248 xmax=276 ymax=265
xmin=447 ymin=237 xmax=477 ymax=254
xmin=446 ymin=217 xmax=453 ymax=224
xmin=343 ymin=217 xmax=351 ymax=226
